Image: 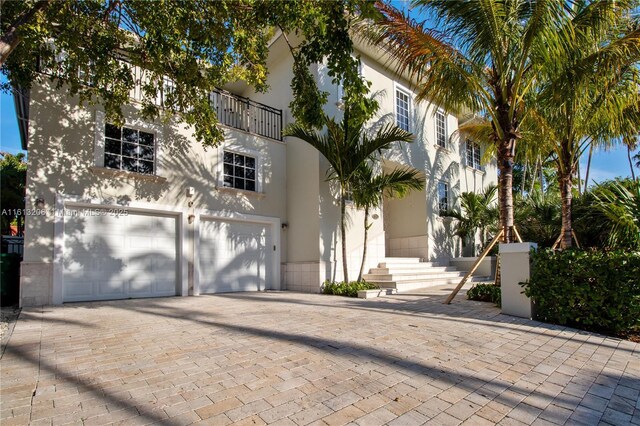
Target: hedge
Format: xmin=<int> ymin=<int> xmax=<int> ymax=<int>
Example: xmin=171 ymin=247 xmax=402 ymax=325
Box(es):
xmin=521 ymin=249 xmax=640 ymax=336
xmin=322 ymin=280 xmax=378 ymax=297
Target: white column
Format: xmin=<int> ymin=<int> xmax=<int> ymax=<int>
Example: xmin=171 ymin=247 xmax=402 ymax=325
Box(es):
xmin=499 ymin=242 xmax=537 ymax=319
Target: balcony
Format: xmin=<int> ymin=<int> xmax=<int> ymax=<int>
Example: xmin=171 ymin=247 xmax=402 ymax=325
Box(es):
xmin=209 ymin=89 xmax=283 ymax=142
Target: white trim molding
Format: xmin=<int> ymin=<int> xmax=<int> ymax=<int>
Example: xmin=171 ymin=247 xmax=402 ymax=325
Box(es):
xmin=93 ymin=110 xmax=165 ymax=176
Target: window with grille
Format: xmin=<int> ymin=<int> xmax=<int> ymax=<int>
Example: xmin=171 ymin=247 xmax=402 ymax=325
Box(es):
xmin=436 ymin=110 xmax=447 ymax=148
xmin=466 ymin=140 xmax=482 ymax=170
xmin=223 ymin=151 xmax=256 ymax=191
xmin=104 ymin=124 xmax=155 ymax=174
xmin=395 ymin=89 xmax=410 ymax=131
xmin=438 ymin=181 xmax=449 ymax=214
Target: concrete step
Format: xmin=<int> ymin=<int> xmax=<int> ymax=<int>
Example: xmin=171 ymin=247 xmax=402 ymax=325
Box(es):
xmin=377 ymin=261 xmax=448 ymax=269
xmin=363 ymin=271 xmax=466 ymax=282
xmin=371 ymin=276 xmax=492 ymax=293
xmin=380 ymin=257 xmax=423 ymax=264
xmin=368 ymin=266 xmax=457 ymax=274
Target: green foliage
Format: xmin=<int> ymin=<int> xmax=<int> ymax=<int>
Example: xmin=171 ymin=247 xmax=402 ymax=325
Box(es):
xmin=441 ymin=184 xmax=498 ymax=255
xmin=0 ymin=152 xmax=27 ymax=235
xmin=322 ymin=280 xmax=378 ymax=298
xmin=573 ymin=178 xmax=640 ymax=251
xmin=522 ymin=249 xmax=640 ymax=336
xmin=467 ymin=284 xmax=501 ymax=308
xmin=514 ymin=189 xmax=562 ymax=248
xmin=1 ymin=0 xmax=376 ymax=147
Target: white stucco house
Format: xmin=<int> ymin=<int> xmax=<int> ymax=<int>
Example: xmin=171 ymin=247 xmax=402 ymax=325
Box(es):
xmin=14 ymin=33 xmax=497 ymax=306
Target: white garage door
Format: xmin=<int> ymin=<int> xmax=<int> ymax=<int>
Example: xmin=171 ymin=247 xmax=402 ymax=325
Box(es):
xmin=62 ymin=209 xmax=178 ymax=302
xmin=199 ymin=219 xmax=273 ymax=293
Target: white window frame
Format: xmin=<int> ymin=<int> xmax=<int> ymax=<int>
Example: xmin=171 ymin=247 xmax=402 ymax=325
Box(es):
xmin=94 ymin=110 xmax=164 ymax=176
xmin=437 ymin=180 xmax=449 ymax=214
xmin=217 ymin=144 xmax=264 ymax=194
xmin=466 ymin=140 xmax=482 ymax=170
xmin=394 ymin=82 xmax=412 ymax=132
xmin=435 ymin=109 xmax=447 ymax=149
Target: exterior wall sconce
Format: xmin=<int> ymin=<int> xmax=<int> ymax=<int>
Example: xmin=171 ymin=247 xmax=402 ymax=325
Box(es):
xmin=35 ymin=198 xmax=45 ymax=209
xmin=188 ymin=214 xmax=195 ymax=224
xmin=281 ymin=223 xmax=288 ymax=230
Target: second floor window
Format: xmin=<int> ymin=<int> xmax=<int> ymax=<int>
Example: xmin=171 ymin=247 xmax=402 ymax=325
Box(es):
xmin=395 ymin=89 xmax=410 ymax=131
xmin=438 ymin=181 xmax=449 ymax=214
xmin=104 ymin=124 xmax=155 ymax=175
xmin=466 ymin=141 xmax=481 ymax=170
xmin=436 ymin=110 xmax=447 ymax=148
xmin=223 ymin=151 xmax=256 ymax=191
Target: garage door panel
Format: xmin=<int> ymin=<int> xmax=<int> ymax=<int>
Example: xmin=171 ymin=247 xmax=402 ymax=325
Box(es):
xmin=62 ymin=208 xmax=178 ymax=302
xmin=199 ymin=218 xmax=273 ymax=294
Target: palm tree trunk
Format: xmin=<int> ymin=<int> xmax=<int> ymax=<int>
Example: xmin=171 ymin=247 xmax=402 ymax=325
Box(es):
xmin=340 ymin=189 xmax=349 ymax=282
xmin=357 ymin=206 xmax=370 ymax=282
xmin=498 ymin=138 xmax=516 ymax=243
xmin=628 ymin=146 xmax=637 ymax=181
xmin=559 ymin=175 xmax=573 ymax=248
xmin=584 ymin=144 xmax=593 ymax=191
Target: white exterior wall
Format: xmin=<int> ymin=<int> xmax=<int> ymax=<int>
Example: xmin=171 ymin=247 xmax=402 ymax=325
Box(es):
xmin=19 ymin=34 xmax=498 ymax=304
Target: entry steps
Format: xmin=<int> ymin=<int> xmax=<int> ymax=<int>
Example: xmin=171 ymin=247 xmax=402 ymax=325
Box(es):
xmin=363 ymin=257 xmax=492 ymax=293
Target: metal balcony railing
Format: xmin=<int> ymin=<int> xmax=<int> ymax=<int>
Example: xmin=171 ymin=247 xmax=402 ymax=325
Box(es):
xmin=209 ymin=89 xmax=283 ymax=142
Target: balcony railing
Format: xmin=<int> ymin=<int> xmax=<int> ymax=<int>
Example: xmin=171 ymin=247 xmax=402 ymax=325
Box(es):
xmin=209 ymin=89 xmax=283 ymax=142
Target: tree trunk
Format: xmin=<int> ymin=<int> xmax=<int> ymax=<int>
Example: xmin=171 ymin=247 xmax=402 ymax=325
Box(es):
xmin=559 ymin=173 xmax=573 ymax=248
xmin=357 ymin=206 xmax=370 ymax=282
xmin=628 ymin=146 xmax=637 ymax=181
xmin=340 ymin=189 xmax=349 ymax=282
xmin=521 ymin=160 xmax=527 ymax=196
xmin=0 ymin=1 xmax=50 ymax=67
xmin=584 ymin=144 xmax=593 ymax=191
xmin=498 ymin=138 xmax=516 ymax=244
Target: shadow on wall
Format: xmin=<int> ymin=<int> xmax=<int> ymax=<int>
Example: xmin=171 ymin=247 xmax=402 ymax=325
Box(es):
xmin=383 ymin=106 xmax=461 ymax=261
xmin=198 ymin=219 xmax=272 ymax=292
xmin=61 ymin=212 xmax=179 ymax=301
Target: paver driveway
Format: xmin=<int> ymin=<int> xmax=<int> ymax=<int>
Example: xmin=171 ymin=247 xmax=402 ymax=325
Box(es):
xmin=1 ymin=285 xmax=639 ymax=426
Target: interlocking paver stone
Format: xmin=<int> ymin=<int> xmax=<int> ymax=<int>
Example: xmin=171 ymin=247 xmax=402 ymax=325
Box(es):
xmin=1 ymin=285 xmax=638 ymax=425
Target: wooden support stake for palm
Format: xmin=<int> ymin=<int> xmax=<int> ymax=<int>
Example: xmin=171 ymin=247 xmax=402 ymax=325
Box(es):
xmin=551 ymin=228 xmax=580 ymax=250
xmin=444 ymin=228 xmax=504 ymax=304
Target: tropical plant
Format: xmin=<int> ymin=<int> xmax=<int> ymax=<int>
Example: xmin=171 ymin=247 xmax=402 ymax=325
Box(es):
xmin=364 ymin=0 xmax=571 ymax=244
xmin=0 ymin=152 xmax=27 ymax=235
xmin=441 ymin=184 xmax=498 ymax=256
xmin=528 ymin=1 xmax=640 ymax=248
xmin=1 ymin=0 xmax=376 ymax=146
xmin=351 ymin=163 xmax=424 ymax=281
xmin=514 ymin=189 xmax=562 ymax=248
xmin=591 ymin=179 xmax=640 ymax=250
xmin=283 ymin=106 xmax=413 ymax=282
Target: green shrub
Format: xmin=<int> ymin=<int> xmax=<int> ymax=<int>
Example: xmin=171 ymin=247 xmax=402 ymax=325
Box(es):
xmin=467 ymin=283 xmax=501 ymax=307
xmin=322 ymin=280 xmax=378 ymax=297
xmin=521 ymin=249 xmax=640 ymax=336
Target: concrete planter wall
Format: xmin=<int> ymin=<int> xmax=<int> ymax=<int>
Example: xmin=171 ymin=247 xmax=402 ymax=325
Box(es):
xmin=450 ymin=256 xmax=497 ymax=278
xmin=499 ymin=242 xmax=537 ymax=319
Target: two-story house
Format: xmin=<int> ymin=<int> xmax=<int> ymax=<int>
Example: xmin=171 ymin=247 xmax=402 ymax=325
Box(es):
xmin=14 ymin=32 xmax=497 ymax=306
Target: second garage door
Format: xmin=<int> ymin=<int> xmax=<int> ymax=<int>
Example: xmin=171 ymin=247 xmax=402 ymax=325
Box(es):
xmin=198 ymin=218 xmax=273 ymax=293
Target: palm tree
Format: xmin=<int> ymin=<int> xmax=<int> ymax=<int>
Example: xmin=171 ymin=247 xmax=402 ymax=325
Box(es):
xmin=363 ymin=0 xmax=570 ymax=244
xmin=283 ymin=107 xmax=413 ymax=282
xmin=351 ymin=163 xmax=424 ymax=282
xmin=528 ymin=2 xmax=640 ymax=248
xmin=442 ymin=184 xmax=498 ymax=256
